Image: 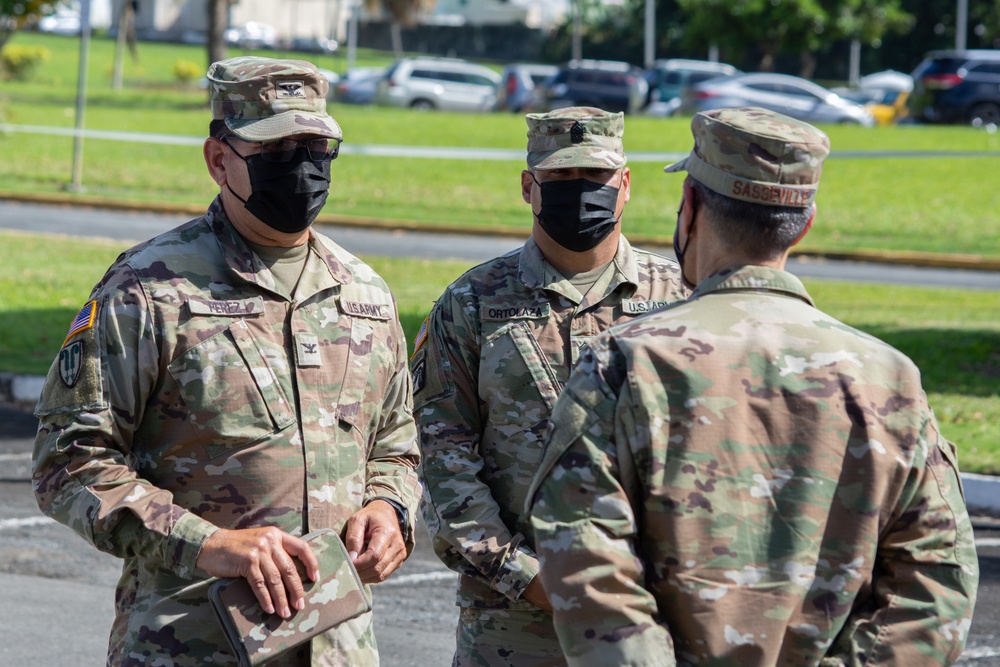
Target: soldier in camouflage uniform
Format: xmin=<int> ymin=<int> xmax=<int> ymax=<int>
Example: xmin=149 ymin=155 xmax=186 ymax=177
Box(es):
xmin=526 ymin=107 xmax=979 ymax=666
xmin=31 ymin=57 xmax=420 ymax=667
xmin=411 ymin=107 xmax=687 ymax=666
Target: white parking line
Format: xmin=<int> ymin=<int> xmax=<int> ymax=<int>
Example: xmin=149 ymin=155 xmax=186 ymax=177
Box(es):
xmin=0 ymin=516 xmax=53 ymax=530
xmin=377 ymin=571 xmax=455 ymax=587
xmin=975 ymin=537 xmax=1000 ymax=548
xmin=961 ymin=646 xmax=1000 ymax=660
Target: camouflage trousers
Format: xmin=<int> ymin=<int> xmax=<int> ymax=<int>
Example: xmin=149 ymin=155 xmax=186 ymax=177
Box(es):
xmin=453 ymin=606 xmax=566 ymax=667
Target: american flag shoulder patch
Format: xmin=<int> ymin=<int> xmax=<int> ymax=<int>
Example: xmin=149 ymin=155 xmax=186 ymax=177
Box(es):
xmin=63 ymin=300 xmax=98 ymax=346
xmin=411 ymin=316 xmax=430 ymax=359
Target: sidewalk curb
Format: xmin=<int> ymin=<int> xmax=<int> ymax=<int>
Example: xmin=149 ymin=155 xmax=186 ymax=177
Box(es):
xmin=3 ymin=372 xmax=997 ymax=513
xmin=3 ymin=192 xmax=1000 ymax=271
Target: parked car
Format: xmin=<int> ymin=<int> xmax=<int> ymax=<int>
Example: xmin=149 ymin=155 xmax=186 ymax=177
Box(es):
xmin=332 ymin=67 xmax=385 ymax=105
xmin=287 ymin=36 xmax=339 ymax=55
xmin=645 ymin=58 xmax=742 ymax=114
xmin=533 ymin=60 xmax=648 ymax=115
xmin=833 ymin=71 xmax=913 ymax=126
xmin=375 ymin=57 xmax=501 ymax=112
xmin=681 ymin=72 xmax=875 ymax=126
xmin=497 ymin=63 xmax=558 ymax=112
xmin=225 ymin=22 xmax=279 ymax=50
xmin=37 ymin=9 xmax=81 ymax=35
xmin=908 ymin=50 xmax=1000 ymax=127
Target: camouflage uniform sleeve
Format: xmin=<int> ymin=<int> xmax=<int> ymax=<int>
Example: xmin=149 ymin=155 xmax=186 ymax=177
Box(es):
xmin=363 ymin=296 xmax=421 ymax=550
xmin=31 ymin=265 xmax=218 ymax=579
xmin=823 ymin=414 xmax=979 ymax=666
xmin=528 ymin=339 xmax=676 ymax=666
xmin=413 ymin=286 xmax=541 ymax=602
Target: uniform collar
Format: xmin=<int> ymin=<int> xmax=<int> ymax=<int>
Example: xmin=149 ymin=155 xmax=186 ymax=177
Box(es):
xmin=690 ymin=264 xmax=815 ymax=306
xmin=518 ymin=236 xmax=640 ymax=304
xmin=207 ymin=196 xmax=354 ymax=299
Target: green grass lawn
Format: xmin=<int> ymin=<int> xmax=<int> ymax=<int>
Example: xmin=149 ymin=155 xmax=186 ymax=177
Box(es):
xmin=2 ymin=229 xmax=997 ymax=474
xmin=2 ymin=32 xmax=1000 ymax=258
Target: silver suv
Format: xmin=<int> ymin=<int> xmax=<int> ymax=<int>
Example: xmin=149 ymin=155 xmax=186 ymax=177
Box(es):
xmin=375 ymin=58 xmax=501 ymax=112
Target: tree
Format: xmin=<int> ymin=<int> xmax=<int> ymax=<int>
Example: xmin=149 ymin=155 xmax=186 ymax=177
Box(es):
xmin=541 ymin=0 xmax=685 ymax=65
xmin=364 ymin=0 xmax=436 ymax=56
xmin=677 ymin=0 xmax=829 ymax=72
xmin=0 ymin=0 xmax=59 ymax=50
xmin=207 ymin=0 xmax=232 ymax=67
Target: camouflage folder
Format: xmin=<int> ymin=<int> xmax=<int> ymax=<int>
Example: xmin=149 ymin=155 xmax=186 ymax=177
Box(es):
xmin=208 ymin=528 xmax=371 ymax=667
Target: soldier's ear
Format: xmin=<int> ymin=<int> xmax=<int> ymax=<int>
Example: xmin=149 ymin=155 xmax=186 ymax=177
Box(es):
xmin=204 ymin=138 xmax=228 ymax=187
xmin=521 ymin=170 xmax=534 ymax=204
xmin=790 ymin=205 xmax=816 ymax=248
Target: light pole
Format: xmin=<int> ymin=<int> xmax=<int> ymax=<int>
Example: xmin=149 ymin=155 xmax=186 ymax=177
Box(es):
xmin=956 ymin=0 xmax=968 ymax=50
xmin=70 ymin=0 xmax=92 ymax=193
xmin=572 ymin=0 xmax=582 ymax=61
xmin=644 ymin=0 xmax=654 ymax=69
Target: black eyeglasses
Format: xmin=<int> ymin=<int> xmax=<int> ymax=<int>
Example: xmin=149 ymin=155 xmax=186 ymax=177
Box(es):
xmin=223 ymin=136 xmax=341 ymax=163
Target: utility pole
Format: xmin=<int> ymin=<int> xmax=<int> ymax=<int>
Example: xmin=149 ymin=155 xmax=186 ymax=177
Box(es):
xmin=644 ymin=0 xmax=654 ymax=68
xmin=956 ymin=0 xmax=968 ymax=50
xmin=571 ymin=0 xmax=582 ymax=61
xmin=70 ymin=0 xmax=92 ymax=193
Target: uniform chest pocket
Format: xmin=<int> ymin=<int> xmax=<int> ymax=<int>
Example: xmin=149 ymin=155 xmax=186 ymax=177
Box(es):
xmin=167 ymin=319 xmax=295 ymax=459
xmin=480 ymin=320 xmax=562 ymax=436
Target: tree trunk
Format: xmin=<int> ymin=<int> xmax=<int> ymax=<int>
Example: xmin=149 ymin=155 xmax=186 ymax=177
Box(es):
xmin=390 ymin=19 xmax=403 ymax=56
xmin=112 ymin=0 xmax=136 ymax=91
xmin=799 ymin=50 xmax=817 ymax=79
xmin=207 ymin=0 xmax=229 ymax=67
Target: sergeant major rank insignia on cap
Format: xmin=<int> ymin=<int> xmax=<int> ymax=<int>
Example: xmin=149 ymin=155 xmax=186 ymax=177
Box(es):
xmin=570 ymin=120 xmax=585 ymax=143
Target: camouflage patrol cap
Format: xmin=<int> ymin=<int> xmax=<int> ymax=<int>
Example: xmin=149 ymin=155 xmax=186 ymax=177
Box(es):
xmin=207 ymin=56 xmax=343 ymax=142
xmin=525 ymin=106 xmax=626 ymax=170
xmin=664 ymin=106 xmax=829 ymax=208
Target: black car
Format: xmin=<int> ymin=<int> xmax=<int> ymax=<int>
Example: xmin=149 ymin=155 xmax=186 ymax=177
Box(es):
xmin=908 ymin=50 xmax=1000 ymax=126
xmin=533 ymin=60 xmax=648 ymax=115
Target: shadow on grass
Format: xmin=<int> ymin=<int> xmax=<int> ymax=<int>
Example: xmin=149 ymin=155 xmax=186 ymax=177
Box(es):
xmin=856 ymin=325 xmax=1000 ymax=398
xmin=0 ymin=307 xmax=78 ymax=376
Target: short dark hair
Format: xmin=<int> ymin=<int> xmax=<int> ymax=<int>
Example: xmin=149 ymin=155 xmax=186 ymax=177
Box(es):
xmin=209 ymin=119 xmax=228 ymax=140
xmin=689 ymin=178 xmax=812 ymax=261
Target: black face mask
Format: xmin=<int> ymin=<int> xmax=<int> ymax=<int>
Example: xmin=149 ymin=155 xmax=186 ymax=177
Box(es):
xmin=673 ymin=197 xmax=696 ymax=290
xmin=227 ymin=146 xmax=331 ymax=234
xmin=532 ymin=175 xmax=620 ymax=252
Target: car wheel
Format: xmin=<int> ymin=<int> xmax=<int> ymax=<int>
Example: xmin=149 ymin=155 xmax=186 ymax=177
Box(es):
xmin=410 ymin=99 xmax=436 ymax=111
xmin=969 ymin=102 xmax=1000 ymax=129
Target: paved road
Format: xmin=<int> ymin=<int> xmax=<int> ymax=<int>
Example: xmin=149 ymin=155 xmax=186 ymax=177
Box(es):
xmin=2 ymin=200 xmax=1000 ymax=290
xmin=0 ymin=407 xmax=457 ymax=666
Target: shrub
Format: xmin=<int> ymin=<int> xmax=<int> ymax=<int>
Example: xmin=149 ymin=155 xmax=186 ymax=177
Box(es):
xmin=171 ymin=59 xmax=201 ymax=85
xmin=0 ymin=45 xmax=51 ymax=81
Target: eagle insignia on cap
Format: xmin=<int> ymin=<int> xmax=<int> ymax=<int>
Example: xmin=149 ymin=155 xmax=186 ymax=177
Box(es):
xmin=570 ymin=121 xmax=585 ymax=143
xmin=277 ymin=81 xmax=306 ymax=98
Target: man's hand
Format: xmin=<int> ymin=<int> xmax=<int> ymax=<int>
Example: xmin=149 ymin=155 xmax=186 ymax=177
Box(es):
xmin=345 ymin=500 xmax=407 ymax=584
xmin=196 ymin=526 xmax=319 ymax=619
xmin=523 ymin=574 xmax=553 ymax=612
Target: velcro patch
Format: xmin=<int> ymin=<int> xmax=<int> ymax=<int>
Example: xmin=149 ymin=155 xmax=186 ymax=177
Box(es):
xmin=341 ymin=300 xmax=391 ymax=320
xmin=58 ymin=340 xmax=85 ymax=387
xmin=622 ymin=299 xmax=672 ymax=315
xmin=411 ymin=357 xmax=427 ymax=395
xmin=63 ymin=300 xmax=98 ymax=346
xmin=480 ymin=303 xmax=551 ymax=321
xmin=188 ymin=297 xmax=265 ymax=317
